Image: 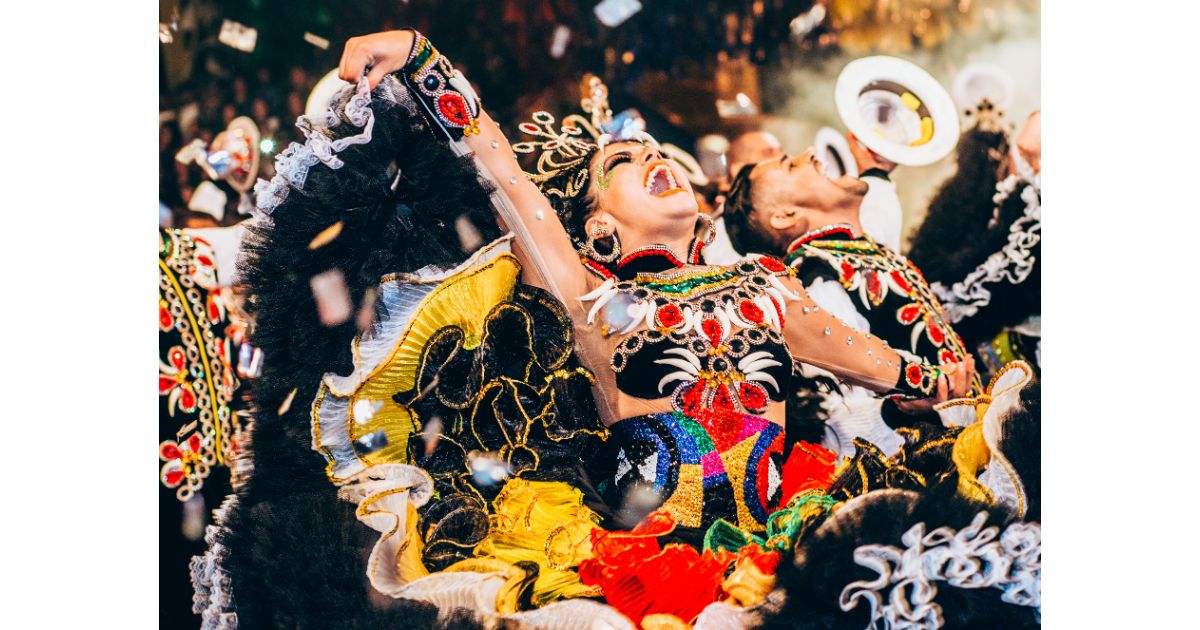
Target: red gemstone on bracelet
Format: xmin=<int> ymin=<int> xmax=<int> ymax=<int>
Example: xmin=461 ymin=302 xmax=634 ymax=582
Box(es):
xmin=906 ymin=364 xmax=924 ymax=387
xmin=437 ymin=93 xmax=472 ymax=126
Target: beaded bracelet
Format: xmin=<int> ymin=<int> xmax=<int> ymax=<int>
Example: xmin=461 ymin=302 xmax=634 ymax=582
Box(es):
xmin=397 ymin=30 xmax=482 ymax=140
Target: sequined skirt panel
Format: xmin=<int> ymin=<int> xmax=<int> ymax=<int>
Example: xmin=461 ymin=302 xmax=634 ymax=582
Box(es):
xmin=603 ymin=411 xmax=785 ymax=533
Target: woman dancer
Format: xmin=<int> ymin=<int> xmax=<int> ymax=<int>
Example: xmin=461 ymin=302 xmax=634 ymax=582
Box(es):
xmin=329 ymin=29 xmax=947 ymax=533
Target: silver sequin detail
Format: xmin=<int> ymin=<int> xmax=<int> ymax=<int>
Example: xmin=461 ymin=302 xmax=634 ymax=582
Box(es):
xmin=535 ymin=210 xmax=545 ymax=221
xmin=824 ymin=327 xmax=831 ymax=336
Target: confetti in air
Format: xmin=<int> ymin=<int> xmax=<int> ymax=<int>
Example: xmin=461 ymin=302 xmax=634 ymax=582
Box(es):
xmin=218 ymin=19 xmax=258 ymax=53
xmin=159 ymin=23 xmax=174 ymax=44
xmin=310 ymin=270 xmax=353 ymax=326
xmin=594 ymin=0 xmax=643 ymax=28
xmin=182 ymin=494 xmax=206 ymax=541
xmin=615 ymin=485 xmax=663 ymax=528
xmin=420 ymin=416 xmax=443 ymax=457
xmin=277 ymin=388 xmax=298 ymax=416
xmin=237 ymin=343 xmax=264 ymax=378
xmin=356 ymin=286 xmax=378 ymax=332
xmin=352 ymin=399 xmax=384 ymax=425
xmin=308 ymin=221 xmax=344 ymax=250
xmin=468 ymin=451 xmax=511 ymax=487
xmin=550 ymin=25 xmax=571 ymax=58
xmin=454 ymin=215 xmax=484 ymax=253
xmin=303 ymin=32 xmax=331 ymax=50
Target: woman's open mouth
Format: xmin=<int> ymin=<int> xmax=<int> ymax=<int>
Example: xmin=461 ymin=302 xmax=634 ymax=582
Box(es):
xmin=643 ymin=162 xmax=684 ymax=197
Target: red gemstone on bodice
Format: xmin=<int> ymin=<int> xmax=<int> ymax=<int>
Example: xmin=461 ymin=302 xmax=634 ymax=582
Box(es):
xmin=840 ymin=261 xmax=856 ymax=282
xmin=700 ymin=318 xmax=724 ymax=347
xmin=681 ymin=383 xmax=707 ymax=417
xmin=657 ymin=303 xmax=684 ymax=328
xmin=739 ymin=381 xmax=767 ymax=411
xmin=739 ymin=300 xmax=764 ymax=324
xmin=866 ymin=270 xmax=883 ymax=303
xmin=711 ymin=383 xmax=736 ymax=413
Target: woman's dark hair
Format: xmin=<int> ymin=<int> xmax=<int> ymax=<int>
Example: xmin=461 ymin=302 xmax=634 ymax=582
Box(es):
xmin=722 ymin=163 xmax=783 ymax=257
xmin=906 ymin=126 xmax=1010 ymax=283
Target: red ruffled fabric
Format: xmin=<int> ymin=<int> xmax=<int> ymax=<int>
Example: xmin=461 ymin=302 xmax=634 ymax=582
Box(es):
xmin=779 ymin=441 xmax=837 ymax=504
xmin=578 ymin=511 xmax=737 ymax=625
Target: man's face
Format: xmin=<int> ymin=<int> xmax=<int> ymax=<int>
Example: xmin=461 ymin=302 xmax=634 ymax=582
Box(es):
xmin=747 ymin=149 xmax=868 ymax=242
xmin=728 ymin=131 xmax=783 ymax=179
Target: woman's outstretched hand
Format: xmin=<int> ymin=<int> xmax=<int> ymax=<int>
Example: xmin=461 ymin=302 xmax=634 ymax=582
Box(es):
xmin=339 ymin=30 xmax=416 ymax=90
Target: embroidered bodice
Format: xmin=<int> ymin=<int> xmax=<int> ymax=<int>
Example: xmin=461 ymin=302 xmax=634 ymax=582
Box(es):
xmin=580 ymin=256 xmax=801 ymax=418
xmin=785 ymin=225 xmax=979 ymax=393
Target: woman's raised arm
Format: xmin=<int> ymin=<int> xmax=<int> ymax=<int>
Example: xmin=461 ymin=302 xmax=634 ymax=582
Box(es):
xmin=338 ymin=30 xmax=589 ymax=304
xmin=777 ymin=275 xmax=950 ymax=401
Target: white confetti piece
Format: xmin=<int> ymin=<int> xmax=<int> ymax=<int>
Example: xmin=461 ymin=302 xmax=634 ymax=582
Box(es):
xmin=304 ymin=32 xmax=330 ymax=50
xmin=310 ymin=270 xmax=352 ymax=326
xmin=594 ymin=0 xmax=643 ymax=28
xmin=219 ymin=19 xmax=258 ymax=53
xmin=550 ymin=25 xmax=571 ymax=58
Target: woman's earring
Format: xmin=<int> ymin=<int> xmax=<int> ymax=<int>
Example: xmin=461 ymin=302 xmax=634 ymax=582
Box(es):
xmin=583 ymin=225 xmax=622 ymax=263
xmin=696 ymin=213 xmax=717 ymax=247
xmin=688 ymin=213 xmax=717 ymax=263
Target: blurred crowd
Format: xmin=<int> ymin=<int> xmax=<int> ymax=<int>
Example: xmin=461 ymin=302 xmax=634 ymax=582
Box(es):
xmin=159 ymin=64 xmax=322 ymax=229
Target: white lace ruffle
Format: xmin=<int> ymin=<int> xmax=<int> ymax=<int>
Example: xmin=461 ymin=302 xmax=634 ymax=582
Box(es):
xmin=335 ymin=463 xmax=435 ymax=597
xmin=189 ymin=494 xmax=241 ymax=630
xmin=838 ymin=511 xmax=1041 ymax=630
xmin=932 ymin=175 xmax=1041 ymax=324
xmin=253 ymin=77 xmax=376 ymax=216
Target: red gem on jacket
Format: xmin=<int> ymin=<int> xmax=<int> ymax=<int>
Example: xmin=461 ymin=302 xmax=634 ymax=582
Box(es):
xmin=739 ymin=300 xmax=765 ymax=324
xmin=866 ymin=270 xmax=883 ymax=304
xmin=890 ymin=270 xmax=913 ymax=295
xmin=898 ymin=303 xmax=922 ymax=325
xmin=906 ymin=364 xmax=925 ymax=387
xmin=437 ymin=93 xmax=472 ymax=126
xmin=738 ymin=381 xmax=767 ymax=412
xmin=939 ymin=349 xmax=958 ymax=365
xmin=839 ymin=261 xmax=856 ymax=282
xmin=758 ymin=256 xmax=786 ymax=273
xmin=700 ymin=318 xmax=724 ymax=347
xmin=926 ymin=317 xmax=946 ymax=346
xmin=656 ymin=303 xmax=684 ymax=329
